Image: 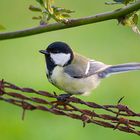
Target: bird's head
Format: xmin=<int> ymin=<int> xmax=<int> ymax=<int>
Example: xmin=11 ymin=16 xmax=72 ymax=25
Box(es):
xmin=39 ymin=42 xmax=74 ymax=66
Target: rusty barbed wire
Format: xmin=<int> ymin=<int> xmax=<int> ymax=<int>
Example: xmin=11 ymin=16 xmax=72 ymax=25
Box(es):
xmin=0 ymin=79 xmax=140 ymax=136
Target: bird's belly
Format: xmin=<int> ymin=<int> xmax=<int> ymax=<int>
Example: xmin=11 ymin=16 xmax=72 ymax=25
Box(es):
xmin=50 ymin=66 xmax=100 ymax=95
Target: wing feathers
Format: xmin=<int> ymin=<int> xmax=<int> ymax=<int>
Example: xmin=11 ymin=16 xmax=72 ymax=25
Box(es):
xmin=64 ymin=54 xmax=109 ymax=78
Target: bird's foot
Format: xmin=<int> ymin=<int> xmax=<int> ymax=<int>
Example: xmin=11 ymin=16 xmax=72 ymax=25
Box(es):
xmin=51 ymin=93 xmax=73 ymax=110
xmin=56 ymin=93 xmax=72 ymax=102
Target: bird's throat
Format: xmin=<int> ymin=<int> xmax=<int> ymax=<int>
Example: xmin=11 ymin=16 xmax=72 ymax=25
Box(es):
xmin=45 ymin=56 xmax=56 ymax=76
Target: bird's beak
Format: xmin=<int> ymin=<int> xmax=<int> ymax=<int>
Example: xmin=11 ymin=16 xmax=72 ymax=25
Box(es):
xmin=39 ymin=50 xmax=49 ymax=55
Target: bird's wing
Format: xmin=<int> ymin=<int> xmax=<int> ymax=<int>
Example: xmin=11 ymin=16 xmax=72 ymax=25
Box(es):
xmin=87 ymin=61 xmax=109 ymax=76
xmin=64 ymin=53 xmax=109 ymax=78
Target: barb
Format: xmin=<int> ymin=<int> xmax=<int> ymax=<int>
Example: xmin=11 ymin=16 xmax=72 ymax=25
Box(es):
xmin=0 ymin=79 xmax=140 ymax=136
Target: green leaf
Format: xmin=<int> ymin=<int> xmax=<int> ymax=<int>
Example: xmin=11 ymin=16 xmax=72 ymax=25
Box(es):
xmin=118 ymin=11 xmax=140 ymax=35
xmin=51 ymin=6 xmax=74 ymax=23
xmin=133 ymin=12 xmax=139 ymax=25
xmin=36 ymin=0 xmax=44 ymax=6
xmin=53 ymin=6 xmax=75 ymax=13
xmin=29 ymin=5 xmax=42 ymax=12
xmin=61 ymin=13 xmax=71 ymax=18
xmin=32 ymin=16 xmax=42 ymax=20
xmin=118 ymin=11 xmax=138 ymax=26
xmin=33 ymin=0 xmax=74 ymax=24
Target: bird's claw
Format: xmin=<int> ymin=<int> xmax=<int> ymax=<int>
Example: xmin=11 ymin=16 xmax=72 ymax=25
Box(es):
xmin=50 ymin=93 xmax=73 ymax=110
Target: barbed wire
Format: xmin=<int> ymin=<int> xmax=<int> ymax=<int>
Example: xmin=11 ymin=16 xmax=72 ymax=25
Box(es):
xmin=0 ymin=79 xmax=140 ymax=136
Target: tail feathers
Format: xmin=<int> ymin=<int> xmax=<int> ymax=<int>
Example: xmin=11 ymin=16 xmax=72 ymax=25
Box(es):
xmin=98 ymin=63 xmax=140 ymax=78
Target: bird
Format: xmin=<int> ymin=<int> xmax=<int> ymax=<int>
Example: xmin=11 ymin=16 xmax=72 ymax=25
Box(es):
xmin=39 ymin=41 xmax=140 ymax=96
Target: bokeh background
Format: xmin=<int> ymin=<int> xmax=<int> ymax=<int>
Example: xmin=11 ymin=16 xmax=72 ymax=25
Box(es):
xmin=0 ymin=0 xmax=140 ymax=140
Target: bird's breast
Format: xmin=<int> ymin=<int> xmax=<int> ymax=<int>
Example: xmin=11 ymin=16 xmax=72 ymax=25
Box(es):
xmin=49 ymin=66 xmax=101 ymax=95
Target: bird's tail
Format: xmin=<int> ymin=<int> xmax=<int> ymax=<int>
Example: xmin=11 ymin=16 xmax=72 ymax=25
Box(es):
xmin=98 ymin=62 xmax=140 ymax=78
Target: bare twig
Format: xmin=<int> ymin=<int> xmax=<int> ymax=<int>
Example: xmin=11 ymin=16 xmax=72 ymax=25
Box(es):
xmin=0 ymin=1 xmax=140 ymax=40
xmin=0 ymin=80 xmax=140 ymax=136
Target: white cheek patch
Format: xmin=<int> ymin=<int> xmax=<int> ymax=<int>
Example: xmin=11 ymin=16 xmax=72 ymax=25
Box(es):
xmin=50 ymin=53 xmax=71 ymax=66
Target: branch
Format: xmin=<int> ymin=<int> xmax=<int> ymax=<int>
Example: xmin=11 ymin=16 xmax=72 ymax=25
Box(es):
xmin=0 ymin=1 xmax=140 ymax=40
xmin=0 ymin=79 xmax=140 ymax=136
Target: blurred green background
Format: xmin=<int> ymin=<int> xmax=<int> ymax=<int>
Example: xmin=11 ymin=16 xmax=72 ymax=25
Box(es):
xmin=0 ymin=0 xmax=140 ymax=140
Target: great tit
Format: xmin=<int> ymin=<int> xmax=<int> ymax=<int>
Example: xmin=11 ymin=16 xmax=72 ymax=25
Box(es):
xmin=39 ymin=41 xmax=140 ymax=96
